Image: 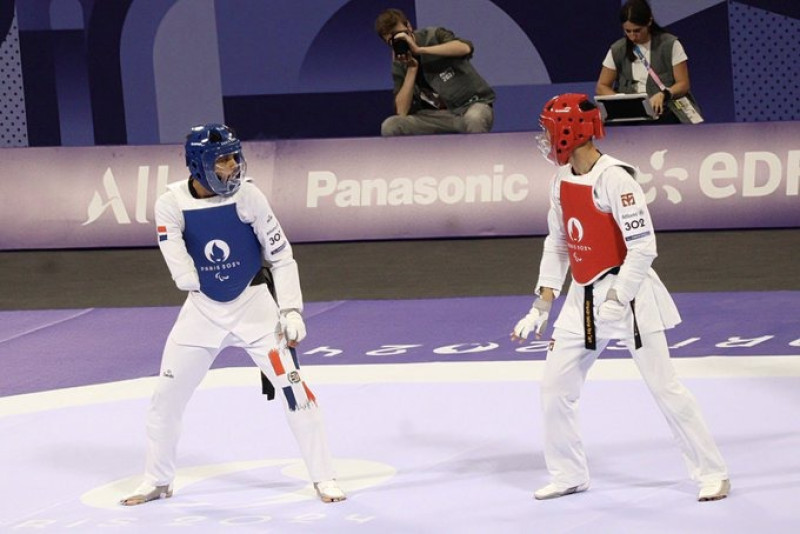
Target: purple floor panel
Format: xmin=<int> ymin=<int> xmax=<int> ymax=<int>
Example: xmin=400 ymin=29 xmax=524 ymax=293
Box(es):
xmin=1 ymin=292 xmax=799 ymax=396
xmin=1 ymin=378 xmax=798 ymax=532
xmin=0 ymin=292 xmax=799 ymax=531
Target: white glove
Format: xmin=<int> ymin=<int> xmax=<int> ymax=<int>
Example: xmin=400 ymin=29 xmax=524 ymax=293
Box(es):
xmin=282 ymin=310 xmax=307 ymax=346
xmin=597 ymin=297 xmax=627 ymax=323
xmin=512 ymin=299 xmax=552 ymax=340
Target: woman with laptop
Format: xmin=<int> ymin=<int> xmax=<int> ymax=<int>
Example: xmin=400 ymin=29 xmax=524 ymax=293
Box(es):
xmin=596 ymin=0 xmax=701 ymax=125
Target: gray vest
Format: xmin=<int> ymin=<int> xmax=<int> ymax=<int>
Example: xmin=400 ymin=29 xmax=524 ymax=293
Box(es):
xmin=610 ymin=32 xmax=677 ymax=96
xmin=391 ymin=27 xmax=495 ymax=114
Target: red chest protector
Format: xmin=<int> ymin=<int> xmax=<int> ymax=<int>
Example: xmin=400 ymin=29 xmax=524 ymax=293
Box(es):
xmin=560 ymin=180 xmax=626 ymax=285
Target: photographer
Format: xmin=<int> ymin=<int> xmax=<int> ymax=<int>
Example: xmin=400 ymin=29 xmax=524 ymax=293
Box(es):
xmin=374 ymin=8 xmax=495 ymax=136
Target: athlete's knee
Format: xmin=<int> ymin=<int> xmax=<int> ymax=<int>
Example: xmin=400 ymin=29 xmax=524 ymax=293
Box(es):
xmin=149 ymin=389 xmax=178 ymax=411
xmin=647 ymin=377 xmax=693 ymax=405
xmin=541 ymin=386 xmax=580 ymax=406
xmin=146 ymin=389 xmax=189 ymax=431
xmin=540 ymin=364 xmax=585 ymax=406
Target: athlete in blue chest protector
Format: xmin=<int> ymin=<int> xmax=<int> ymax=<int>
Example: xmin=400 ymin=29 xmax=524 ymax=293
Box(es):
xmin=120 ymin=124 xmax=345 ymax=505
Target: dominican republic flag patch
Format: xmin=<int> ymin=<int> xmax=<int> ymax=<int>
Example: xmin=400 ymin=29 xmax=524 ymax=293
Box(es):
xmin=157 ymin=226 xmax=168 ymax=242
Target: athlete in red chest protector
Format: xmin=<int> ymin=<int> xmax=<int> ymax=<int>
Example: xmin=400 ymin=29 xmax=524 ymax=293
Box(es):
xmin=511 ymin=93 xmax=730 ymax=502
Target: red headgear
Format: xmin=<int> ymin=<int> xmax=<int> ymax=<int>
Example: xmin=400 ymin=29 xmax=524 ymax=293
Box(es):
xmin=538 ymin=93 xmax=605 ymax=165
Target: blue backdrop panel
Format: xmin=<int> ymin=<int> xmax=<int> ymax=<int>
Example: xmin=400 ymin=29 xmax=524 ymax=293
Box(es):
xmin=730 ymin=1 xmax=800 ymax=122
xmin=297 ymin=0 xmax=411 ymax=93
xmin=490 ymin=0 xmax=621 ymax=83
xmin=734 ymin=0 xmax=800 ymax=19
xmin=667 ymin=2 xmax=734 ymax=123
xmin=5 ymin=0 xmax=800 ymax=146
xmin=85 ymin=1 xmax=132 ymax=145
xmin=18 ymin=30 xmax=61 ymax=146
xmin=223 ymin=90 xmax=392 ymax=140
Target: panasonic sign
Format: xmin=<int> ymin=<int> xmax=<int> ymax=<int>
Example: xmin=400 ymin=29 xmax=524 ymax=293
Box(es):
xmin=306 ymin=165 xmax=529 ymax=208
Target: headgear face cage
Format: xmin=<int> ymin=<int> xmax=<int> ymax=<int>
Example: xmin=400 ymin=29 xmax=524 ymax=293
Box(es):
xmin=537 ymin=93 xmax=605 ymax=165
xmin=185 ymin=124 xmax=246 ymax=196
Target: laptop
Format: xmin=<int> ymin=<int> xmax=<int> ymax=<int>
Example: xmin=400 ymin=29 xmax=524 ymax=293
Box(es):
xmin=594 ymin=93 xmax=657 ymax=123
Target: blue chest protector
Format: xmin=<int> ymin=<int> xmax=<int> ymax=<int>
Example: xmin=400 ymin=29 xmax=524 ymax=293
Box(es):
xmin=183 ymin=203 xmax=262 ymax=302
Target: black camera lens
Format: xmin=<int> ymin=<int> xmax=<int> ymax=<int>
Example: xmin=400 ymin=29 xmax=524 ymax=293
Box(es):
xmin=391 ymin=36 xmax=410 ymax=55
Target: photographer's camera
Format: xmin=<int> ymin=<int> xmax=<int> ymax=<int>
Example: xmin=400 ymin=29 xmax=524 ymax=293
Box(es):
xmin=391 ymin=35 xmax=410 ymax=56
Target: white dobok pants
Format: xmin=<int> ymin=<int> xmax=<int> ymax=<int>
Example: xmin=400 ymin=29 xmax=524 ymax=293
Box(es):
xmin=141 ymin=287 xmax=336 ymax=486
xmin=541 ymin=329 xmax=729 ymax=488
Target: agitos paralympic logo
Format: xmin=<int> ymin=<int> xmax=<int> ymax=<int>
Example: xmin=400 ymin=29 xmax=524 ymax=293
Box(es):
xmin=200 ymin=240 xmax=241 ymax=282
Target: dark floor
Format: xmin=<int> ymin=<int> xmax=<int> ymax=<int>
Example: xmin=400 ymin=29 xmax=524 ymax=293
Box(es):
xmin=1 ymin=228 xmax=798 ymax=310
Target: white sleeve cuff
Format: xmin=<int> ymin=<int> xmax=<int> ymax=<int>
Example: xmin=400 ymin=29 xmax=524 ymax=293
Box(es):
xmin=174 ymin=271 xmax=200 ymax=291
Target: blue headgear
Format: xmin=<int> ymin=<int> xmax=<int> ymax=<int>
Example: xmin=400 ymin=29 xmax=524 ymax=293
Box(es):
xmin=184 ymin=124 xmax=246 ymax=196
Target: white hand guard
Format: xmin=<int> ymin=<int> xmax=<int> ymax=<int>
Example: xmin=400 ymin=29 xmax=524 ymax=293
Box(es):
xmin=282 ymin=310 xmax=307 ymax=345
xmin=512 ymin=299 xmax=552 ymax=340
xmin=597 ymin=299 xmax=626 ymax=323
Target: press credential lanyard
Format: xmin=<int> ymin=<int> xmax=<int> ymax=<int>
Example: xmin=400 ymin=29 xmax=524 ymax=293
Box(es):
xmin=633 ymin=45 xmax=668 ymax=91
xmin=633 ymin=44 xmax=703 ymax=124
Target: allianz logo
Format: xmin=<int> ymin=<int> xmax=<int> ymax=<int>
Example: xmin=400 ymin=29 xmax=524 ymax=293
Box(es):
xmin=83 ymin=165 xmax=171 ymax=225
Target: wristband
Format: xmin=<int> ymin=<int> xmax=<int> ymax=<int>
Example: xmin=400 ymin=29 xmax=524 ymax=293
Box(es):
xmin=661 ymin=88 xmax=672 ymax=101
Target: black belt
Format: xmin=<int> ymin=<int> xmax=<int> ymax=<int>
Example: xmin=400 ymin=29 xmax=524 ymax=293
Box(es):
xmin=250 ymin=268 xmax=267 ymax=286
xmin=253 ymin=266 xmax=275 ymax=399
xmin=583 ymin=268 xmax=642 ymax=350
